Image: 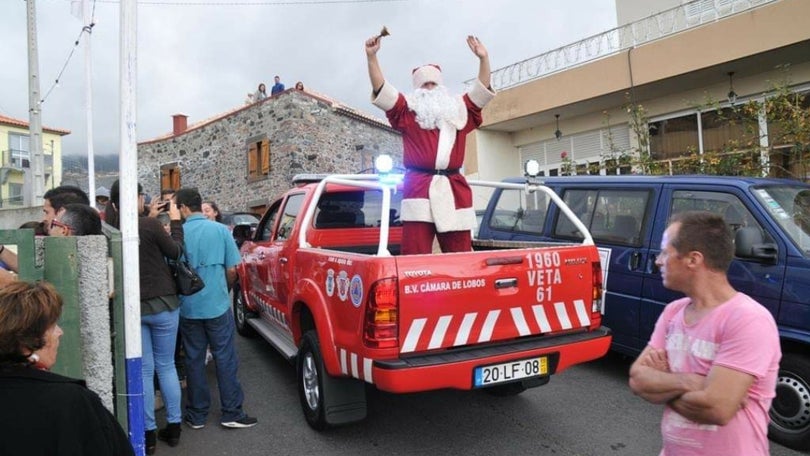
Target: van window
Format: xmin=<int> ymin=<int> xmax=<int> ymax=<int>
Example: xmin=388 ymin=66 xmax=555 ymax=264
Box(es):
xmin=554 ymin=189 xmax=649 ymax=245
xmin=671 ymin=190 xmax=768 ymax=256
xmin=488 ymin=188 xmax=550 ymax=234
xmin=751 ymin=185 xmax=810 ymax=255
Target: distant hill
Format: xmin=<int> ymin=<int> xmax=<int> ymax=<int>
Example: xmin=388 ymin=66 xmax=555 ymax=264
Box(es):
xmin=63 ymin=154 xmax=120 ymax=173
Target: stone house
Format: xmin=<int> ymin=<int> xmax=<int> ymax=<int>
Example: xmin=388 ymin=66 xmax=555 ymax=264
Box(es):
xmin=137 ymin=89 xmax=402 ymax=213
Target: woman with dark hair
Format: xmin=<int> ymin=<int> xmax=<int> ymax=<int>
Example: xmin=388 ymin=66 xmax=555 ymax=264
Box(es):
xmin=0 ymin=281 xmax=134 ymax=455
xmin=202 ymin=200 xmax=222 ymax=223
xmin=107 ymin=180 xmax=184 ymax=454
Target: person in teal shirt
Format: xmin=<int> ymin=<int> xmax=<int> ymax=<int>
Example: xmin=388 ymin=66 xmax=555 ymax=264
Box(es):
xmin=174 ymin=188 xmax=258 ymax=430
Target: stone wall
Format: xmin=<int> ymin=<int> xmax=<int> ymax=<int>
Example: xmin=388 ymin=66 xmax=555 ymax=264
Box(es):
xmin=137 ymin=91 xmax=403 ymax=211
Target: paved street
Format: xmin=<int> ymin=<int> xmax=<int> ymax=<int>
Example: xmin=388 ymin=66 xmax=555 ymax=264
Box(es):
xmin=161 ymin=333 xmax=804 ymax=456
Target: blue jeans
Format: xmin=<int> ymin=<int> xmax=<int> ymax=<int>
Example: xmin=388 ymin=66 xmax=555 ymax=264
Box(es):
xmin=142 ymin=308 xmax=182 ymax=430
xmin=180 ymin=310 xmax=246 ymax=424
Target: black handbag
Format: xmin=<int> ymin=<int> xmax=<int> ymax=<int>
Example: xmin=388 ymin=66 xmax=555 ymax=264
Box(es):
xmin=170 ymin=245 xmax=205 ymax=296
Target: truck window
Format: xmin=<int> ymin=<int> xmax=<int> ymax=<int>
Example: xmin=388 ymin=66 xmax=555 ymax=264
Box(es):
xmin=257 ymin=201 xmax=281 ymax=241
xmin=314 ymin=190 xmax=403 ymax=229
xmin=488 ymin=188 xmax=549 ymax=234
xmin=554 ymin=189 xmax=649 ymax=246
xmin=276 ymin=193 xmax=305 ymax=241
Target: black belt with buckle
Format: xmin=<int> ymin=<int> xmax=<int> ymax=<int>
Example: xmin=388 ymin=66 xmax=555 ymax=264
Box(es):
xmin=408 ymin=167 xmax=460 ymax=176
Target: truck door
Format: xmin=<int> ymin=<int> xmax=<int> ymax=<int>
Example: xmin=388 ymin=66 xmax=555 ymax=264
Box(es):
xmin=641 ymin=185 xmax=787 ymax=345
xmin=266 ymin=192 xmax=305 ymax=315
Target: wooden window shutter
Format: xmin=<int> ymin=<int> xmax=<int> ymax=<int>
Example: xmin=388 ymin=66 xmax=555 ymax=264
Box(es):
xmin=171 ymin=168 xmax=181 ymax=190
xmin=161 ymin=167 xmax=171 ymax=189
xmin=248 ymin=142 xmax=258 ymax=177
xmin=261 ymin=139 xmax=271 ymax=175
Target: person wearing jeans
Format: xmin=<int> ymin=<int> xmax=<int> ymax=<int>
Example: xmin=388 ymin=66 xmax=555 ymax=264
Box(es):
xmin=142 ymin=307 xmax=182 ymax=437
xmin=107 ymin=180 xmax=185 ymax=454
xmin=174 ymin=187 xmax=257 ymax=430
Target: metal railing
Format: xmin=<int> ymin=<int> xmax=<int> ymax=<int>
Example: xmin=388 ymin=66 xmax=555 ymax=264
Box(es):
xmin=471 ymin=0 xmax=777 ymax=90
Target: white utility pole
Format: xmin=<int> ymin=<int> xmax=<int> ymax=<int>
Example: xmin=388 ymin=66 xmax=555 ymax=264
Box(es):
xmin=26 ymin=0 xmax=45 ymax=205
xmin=119 ymin=0 xmax=144 ymax=453
xmin=83 ymin=0 xmax=97 ymax=205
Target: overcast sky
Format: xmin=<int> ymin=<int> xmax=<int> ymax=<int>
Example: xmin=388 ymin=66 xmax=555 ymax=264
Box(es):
xmin=0 ymin=0 xmax=617 ymax=158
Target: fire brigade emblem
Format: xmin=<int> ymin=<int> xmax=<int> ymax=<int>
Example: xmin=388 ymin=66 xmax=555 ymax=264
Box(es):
xmin=350 ymin=275 xmax=363 ymax=308
xmin=337 ymin=271 xmax=350 ymax=302
xmin=325 ymin=269 xmax=335 ymax=297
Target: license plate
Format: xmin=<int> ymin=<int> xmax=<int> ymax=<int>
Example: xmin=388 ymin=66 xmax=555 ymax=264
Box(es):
xmin=474 ymin=356 xmax=548 ymax=387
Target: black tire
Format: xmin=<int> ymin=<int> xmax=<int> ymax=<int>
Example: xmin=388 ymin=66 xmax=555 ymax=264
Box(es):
xmin=483 ymin=381 xmax=528 ymax=397
xmin=232 ymin=283 xmax=257 ymax=338
xmin=297 ymin=331 xmax=329 ymax=430
xmin=769 ymin=352 xmax=810 ymax=451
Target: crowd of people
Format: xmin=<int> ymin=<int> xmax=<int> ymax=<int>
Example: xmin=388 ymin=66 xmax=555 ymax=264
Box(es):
xmin=244 ymin=75 xmax=306 ymax=104
xmin=0 ymin=184 xmax=256 ymax=454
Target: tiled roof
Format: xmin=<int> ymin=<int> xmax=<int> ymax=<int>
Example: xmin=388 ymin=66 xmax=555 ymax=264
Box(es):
xmin=138 ymin=89 xmax=394 ymax=145
xmin=0 ymin=114 xmax=71 ymax=135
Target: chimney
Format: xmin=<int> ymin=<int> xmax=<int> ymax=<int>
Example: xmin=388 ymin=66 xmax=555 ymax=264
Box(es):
xmin=172 ymin=114 xmax=188 ymax=135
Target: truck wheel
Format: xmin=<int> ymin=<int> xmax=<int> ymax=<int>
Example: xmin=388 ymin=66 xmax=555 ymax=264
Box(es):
xmin=297 ymin=331 xmax=329 ymax=430
xmin=769 ymin=352 xmax=810 ymax=451
xmin=232 ymin=284 xmax=256 ymax=338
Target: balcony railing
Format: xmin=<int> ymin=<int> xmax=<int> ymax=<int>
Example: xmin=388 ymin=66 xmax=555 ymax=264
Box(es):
xmin=470 ymin=0 xmax=777 ymax=90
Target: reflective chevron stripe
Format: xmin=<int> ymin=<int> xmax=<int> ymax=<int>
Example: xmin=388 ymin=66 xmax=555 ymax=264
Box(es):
xmin=248 ymin=292 xmax=290 ymax=330
xmin=400 ymin=301 xmax=592 ymax=353
xmin=339 ymin=348 xmax=374 ymax=384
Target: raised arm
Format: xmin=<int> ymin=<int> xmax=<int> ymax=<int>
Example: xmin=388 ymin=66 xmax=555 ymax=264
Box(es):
xmin=365 ymin=36 xmax=385 ymax=96
xmin=467 ymin=35 xmax=491 ymax=89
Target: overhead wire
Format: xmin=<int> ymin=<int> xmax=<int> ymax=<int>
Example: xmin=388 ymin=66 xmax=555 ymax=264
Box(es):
xmin=40 ymin=0 xmax=98 ymax=105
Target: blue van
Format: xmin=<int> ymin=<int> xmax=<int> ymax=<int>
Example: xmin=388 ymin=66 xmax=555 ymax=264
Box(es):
xmin=475 ymin=174 xmax=810 ymax=451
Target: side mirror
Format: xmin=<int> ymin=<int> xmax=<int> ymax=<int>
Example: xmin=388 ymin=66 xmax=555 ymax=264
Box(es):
xmin=735 ymin=227 xmax=778 ymax=264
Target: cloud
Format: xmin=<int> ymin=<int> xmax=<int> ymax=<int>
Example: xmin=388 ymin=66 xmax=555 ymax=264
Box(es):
xmin=0 ymin=0 xmax=616 ymax=159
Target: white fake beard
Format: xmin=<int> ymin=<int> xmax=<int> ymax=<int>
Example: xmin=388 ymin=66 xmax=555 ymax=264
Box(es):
xmin=405 ymin=86 xmax=463 ymax=130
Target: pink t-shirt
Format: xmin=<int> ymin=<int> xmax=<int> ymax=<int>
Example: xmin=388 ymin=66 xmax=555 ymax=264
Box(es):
xmin=649 ymin=293 xmax=780 ymax=456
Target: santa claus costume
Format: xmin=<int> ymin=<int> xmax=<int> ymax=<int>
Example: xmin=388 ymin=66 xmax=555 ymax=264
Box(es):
xmin=372 ymin=64 xmax=496 ymax=254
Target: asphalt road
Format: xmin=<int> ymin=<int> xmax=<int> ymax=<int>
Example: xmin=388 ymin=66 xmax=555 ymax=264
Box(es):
xmin=161 ymin=333 xmax=804 ymax=456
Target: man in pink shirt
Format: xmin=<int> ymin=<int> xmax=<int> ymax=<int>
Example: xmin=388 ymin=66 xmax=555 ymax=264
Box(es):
xmin=629 ymin=211 xmax=780 ymax=455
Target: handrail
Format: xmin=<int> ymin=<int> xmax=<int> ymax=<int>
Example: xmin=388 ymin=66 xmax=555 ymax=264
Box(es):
xmin=467 ymin=180 xmax=595 ymax=246
xmin=297 ymin=174 xmax=595 ymax=254
xmin=468 ymin=0 xmax=776 ymax=90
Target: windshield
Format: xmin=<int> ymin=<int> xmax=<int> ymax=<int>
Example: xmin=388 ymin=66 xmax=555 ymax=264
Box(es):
xmin=752 ymin=184 xmax=810 ymax=256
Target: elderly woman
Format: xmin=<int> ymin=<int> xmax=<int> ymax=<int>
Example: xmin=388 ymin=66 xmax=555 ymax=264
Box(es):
xmin=0 ymin=281 xmax=133 ymax=455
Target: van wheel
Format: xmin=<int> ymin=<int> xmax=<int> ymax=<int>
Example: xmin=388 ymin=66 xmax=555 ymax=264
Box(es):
xmin=769 ymin=352 xmax=810 ymax=451
xmin=232 ymin=284 xmax=256 ymax=338
xmin=298 ymin=331 xmax=329 ymax=430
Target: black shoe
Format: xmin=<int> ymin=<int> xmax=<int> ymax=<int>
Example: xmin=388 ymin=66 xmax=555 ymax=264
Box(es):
xmin=145 ymin=430 xmax=157 ymax=455
xmin=221 ymin=415 xmax=258 ymax=429
xmin=158 ymin=422 xmax=182 ymax=447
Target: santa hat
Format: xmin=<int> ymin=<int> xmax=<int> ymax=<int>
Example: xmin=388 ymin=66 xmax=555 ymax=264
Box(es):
xmin=412 ymin=64 xmax=443 ymax=89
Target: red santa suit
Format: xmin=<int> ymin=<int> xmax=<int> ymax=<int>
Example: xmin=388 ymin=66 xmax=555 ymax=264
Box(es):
xmin=372 ymin=74 xmax=496 ymax=254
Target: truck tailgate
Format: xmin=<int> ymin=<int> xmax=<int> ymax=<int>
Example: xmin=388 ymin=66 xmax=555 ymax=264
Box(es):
xmin=395 ymin=245 xmax=601 ymax=354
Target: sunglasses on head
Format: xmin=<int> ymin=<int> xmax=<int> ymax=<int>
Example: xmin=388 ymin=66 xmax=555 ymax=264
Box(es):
xmin=50 ymin=219 xmax=72 ymax=232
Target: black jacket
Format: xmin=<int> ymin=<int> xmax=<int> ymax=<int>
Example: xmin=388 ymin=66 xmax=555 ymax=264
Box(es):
xmin=0 ymin=365 xmax=134 ymax=456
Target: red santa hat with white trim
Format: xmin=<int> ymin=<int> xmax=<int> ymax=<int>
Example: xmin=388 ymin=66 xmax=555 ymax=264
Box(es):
xmin=412 ymin=64 xmax=443 ymax=89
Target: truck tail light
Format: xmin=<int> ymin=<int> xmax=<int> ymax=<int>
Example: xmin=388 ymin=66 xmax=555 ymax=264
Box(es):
xmin=592 ymin=261 xmax=604 ymax=315
xmin=364 ymin=278 xmax=399 ymax=348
